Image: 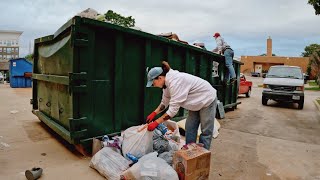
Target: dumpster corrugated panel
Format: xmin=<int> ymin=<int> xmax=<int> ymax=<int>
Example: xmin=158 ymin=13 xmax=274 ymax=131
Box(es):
xmin=10 ymin=76 xmax=31 ymax=88
xmin=32 ymin=16 xmax=241 ymax=152
xmin=9 ymin=58 xmax=32 ymax=88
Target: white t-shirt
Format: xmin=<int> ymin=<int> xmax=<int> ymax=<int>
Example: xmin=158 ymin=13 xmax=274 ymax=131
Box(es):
xmin=161 ymin=69 xmax=217 ymax=117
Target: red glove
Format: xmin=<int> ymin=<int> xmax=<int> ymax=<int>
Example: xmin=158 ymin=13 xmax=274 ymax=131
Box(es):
xmin=147 ymin=121 xmax=159 ymax=131
xmin=146 ymin=112 xmax=157 ymax=123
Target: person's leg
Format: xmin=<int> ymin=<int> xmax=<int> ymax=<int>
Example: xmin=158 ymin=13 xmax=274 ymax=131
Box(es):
xmin=185 ymin=110 xmax=200 ymax=145
xmin=199 ymin=98 xmax=217 ymax=150
xmin=224 ymin=49 xmax=236 ymax=80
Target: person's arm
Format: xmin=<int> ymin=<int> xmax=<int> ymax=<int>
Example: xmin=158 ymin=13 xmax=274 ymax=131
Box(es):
xmin=146 ymin=89 xmax=170 ymax=123
xmin=148 ymin=78 xmax=190 ymax=131
xmin=147 ymin=113 xmax=171 ymax=131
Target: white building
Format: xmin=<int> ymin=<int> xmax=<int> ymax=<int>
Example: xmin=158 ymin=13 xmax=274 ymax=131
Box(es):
xmin=0 ymin=30 xmax=23 ymax=60
xmin=0 ymin=30 xmax=23 ymax=73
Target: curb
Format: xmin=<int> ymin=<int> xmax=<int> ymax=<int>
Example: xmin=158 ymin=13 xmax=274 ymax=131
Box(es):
xmin=313 ymin=98 xmax=320 ymax=112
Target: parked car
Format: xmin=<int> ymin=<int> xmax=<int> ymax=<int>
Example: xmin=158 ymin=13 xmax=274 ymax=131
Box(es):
xmin=251 ymin=72 xmax=261 ymax=77
xmin=238 ymin=73 xmax=253 ymax=97
xmin=0 ymin=72 xmax=4 ymax=83
xmin=262 ymin=65 xmax=304 ymax=109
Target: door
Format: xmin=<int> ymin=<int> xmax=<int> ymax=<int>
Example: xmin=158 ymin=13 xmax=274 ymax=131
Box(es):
xmin=255 ymin=64 xmax=262 ymax=74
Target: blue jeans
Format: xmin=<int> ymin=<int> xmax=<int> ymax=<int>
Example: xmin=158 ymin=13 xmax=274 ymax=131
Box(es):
xmin=224 ymin=49 xmax=236 ymax=80
xmin=185 ymin=98 xmax=217 ymax=150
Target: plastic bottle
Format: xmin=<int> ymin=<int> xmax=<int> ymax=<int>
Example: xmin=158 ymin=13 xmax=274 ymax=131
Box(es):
xmin=126 ymin=153 xmax=139 ymax=163
xmin=156 ymin=123 xmax=168 ymax=135
xmin=102 ymin=135 xmax=109 ymax=142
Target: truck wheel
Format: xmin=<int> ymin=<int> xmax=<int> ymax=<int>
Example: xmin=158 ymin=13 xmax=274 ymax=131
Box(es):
xmin=246 ymin=88 xmax=251 ymax=97
xmin=262 ymin=96 xmax=268 ymax=105
xmin=298 ymin=97 xmax=304 ymax=109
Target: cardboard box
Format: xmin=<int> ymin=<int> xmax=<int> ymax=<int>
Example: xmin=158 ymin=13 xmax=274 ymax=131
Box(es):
xmin=173 ymin=145 xmax=211 ymax=180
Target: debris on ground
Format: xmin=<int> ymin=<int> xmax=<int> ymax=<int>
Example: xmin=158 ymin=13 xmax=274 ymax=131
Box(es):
xmin=121 ymin=152 xmax=178 ymax=180
xmin=91 ymin=121 xmax=185 ymax=179
xmin=90 ymin=147 xmax=131 ymax=180
xmin=10 ymin=110 xmax=18 ymax=114
xmin=122 ymin=125 xmax=153 ymax=159
xmin=25 ymin=167 xmax=43 ymax=180
xmin=1 ymin=142 xmax=10 ymax=148
xmin=173 ymin=143 xmax=211 ymax=180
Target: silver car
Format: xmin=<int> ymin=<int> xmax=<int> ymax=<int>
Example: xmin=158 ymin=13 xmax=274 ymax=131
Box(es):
xmin=262 ymin=66 xmax=304 ymax=109
xmin=0 ymin=72 xmax=4 ymax=83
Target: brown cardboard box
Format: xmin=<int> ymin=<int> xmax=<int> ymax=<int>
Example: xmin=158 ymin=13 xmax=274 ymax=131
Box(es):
xmin=173 ymin=145 xmax=211 ymax=180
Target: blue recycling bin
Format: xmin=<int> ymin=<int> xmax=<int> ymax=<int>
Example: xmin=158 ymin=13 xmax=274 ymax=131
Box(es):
xmin=9 ymin=58 xmax=32 ymax=88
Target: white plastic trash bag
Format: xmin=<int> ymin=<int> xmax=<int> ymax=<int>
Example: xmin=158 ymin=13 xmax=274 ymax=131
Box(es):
xmin=213 ymin=118 xmax=221 ymax=138
xmin=122 ymin=125 xmax=153 ymax=159
xmin=121 ymin=152 xmax=179 ymax=180
xmin=89 ymin=147 xmax=131 ymax=180
xmin=177 ymin=118 xmax=221 ymax=139
xmin=163 ymin=120 xmax=181 ymax=142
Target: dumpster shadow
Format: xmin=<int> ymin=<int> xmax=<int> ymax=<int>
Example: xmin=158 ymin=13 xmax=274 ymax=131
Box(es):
xmin=23 ymin=121 xmax=53 ymax=142
xmin=24 ymin=120 xmax=84 ymax=157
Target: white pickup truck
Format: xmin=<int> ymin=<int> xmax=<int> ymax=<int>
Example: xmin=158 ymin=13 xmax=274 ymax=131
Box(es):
xmin=262 ymin=65 xmax=305 ymax=109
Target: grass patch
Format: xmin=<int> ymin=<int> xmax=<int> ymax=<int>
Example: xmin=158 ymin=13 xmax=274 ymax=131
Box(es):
xmin=305 ymin=87 xmax=320 ymax=91
xmin=317 ymin=99 xmax=320 ymax=104
xmin=308 ymin=81 xmax=318 ymax=86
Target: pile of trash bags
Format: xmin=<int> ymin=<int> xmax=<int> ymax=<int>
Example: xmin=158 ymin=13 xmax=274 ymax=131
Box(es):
xmin=90 ymin=120 xmax=182 ymax=180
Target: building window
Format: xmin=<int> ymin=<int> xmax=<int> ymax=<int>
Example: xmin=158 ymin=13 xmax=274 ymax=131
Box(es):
xmin=7 ymin=48 xmax=11 ymax=53
xmin=0 ymin=48 xmax=2 ymax=52
xmin=15 ymin=48 xmax=18 ymax=52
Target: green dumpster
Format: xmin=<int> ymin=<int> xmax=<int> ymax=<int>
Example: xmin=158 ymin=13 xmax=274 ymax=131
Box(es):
xmin=32 ymin=16 xmax=241 ymax=153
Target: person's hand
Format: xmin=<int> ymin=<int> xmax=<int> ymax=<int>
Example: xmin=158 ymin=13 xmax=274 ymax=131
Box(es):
xmin=147 ymin=121 xmax=159 ymax=131
xmin=146 ymin=112 xmax=157 ymax=123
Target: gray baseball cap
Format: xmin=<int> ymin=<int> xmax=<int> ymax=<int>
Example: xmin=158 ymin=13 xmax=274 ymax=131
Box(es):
xmin=146 ymin=67 xmax=163 ymax=87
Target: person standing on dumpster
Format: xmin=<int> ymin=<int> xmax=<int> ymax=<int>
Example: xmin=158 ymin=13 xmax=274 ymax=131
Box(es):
xmin=145 ymin=61 xmax=217 ymax=150
xmin=212 ymin=32 xmax=236 ymax=84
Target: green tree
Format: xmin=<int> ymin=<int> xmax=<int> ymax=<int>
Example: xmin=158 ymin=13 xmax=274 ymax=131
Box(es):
xmin=310 ymin=49 xmax=320 ymax=86
xmin=302 ymin=44 xmax=320 ymax=77
xmin=104 ymin=10 xmax=135 ymax=27
xmin=25 ymin=54 xmax=33 ymax=63
xmin=308 ymin=0 xmax=320 ymax=15
xmin=301 ymin=44 xmax=320 ymax=57
xmin=259 ymin=53 xmax=276 ymax=56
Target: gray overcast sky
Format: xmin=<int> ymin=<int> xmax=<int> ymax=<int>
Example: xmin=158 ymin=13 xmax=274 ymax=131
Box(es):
xmin=1 ymin=0 xmax=319 ymax=58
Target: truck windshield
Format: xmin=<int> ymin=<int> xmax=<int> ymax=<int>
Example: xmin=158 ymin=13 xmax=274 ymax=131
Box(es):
xmin=267 ymin=67 xmax=303 ymax=79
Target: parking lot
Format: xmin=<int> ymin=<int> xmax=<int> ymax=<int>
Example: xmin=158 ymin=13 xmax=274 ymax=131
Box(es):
xmin=0 ymin=77 xmax=320 ymax=179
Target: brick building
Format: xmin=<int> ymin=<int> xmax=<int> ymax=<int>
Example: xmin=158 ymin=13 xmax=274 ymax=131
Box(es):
xmin=240 ymin=37 xmax=310 ymax=77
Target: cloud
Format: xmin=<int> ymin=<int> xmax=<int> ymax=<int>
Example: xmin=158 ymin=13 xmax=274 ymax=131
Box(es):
xmin=0 ymin=0 xmax=319 ymax=57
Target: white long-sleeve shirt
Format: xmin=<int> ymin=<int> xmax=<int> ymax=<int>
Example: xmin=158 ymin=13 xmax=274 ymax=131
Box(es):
xmin=160 ymin=69 xmax=217 ymax=118
xmin=212 ymin=36 xmax=229 ymax=53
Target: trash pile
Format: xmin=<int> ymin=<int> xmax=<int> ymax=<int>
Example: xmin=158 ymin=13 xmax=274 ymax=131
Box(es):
xmin=89 ymin=120 xmax=212 ymax=180
xmin=158 ymin=32 xmax=189 ymax=45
